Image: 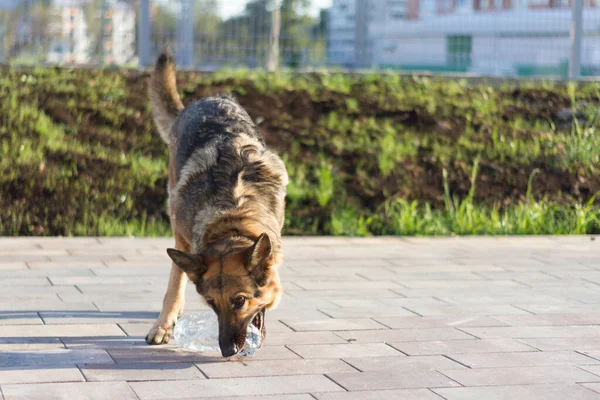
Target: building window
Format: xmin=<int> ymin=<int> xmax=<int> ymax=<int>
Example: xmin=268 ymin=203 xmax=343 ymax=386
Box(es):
xmin=437 ymin=0 xmax=454 ymax=12
xmin=528 ymin=0 xmax=551 ymax=7
xmin=447 ymin=35 xmax=472 ymax=67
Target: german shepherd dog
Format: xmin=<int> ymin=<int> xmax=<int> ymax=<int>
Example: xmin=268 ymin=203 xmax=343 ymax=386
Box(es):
xmin=145 ymin=53 xmax=288 ymax=357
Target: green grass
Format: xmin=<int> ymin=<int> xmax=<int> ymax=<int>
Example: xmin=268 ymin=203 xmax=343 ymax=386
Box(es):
xmin=1 ymin=67 xmax=599 ymax=236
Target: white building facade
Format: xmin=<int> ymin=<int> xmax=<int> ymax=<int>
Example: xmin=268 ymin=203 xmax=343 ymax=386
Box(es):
xmin=328 ymin=0 xmax=600 ymax=76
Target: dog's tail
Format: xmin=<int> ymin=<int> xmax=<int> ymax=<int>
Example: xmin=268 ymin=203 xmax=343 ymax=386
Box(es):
xmin=148 ymin=52 xmax=184 ymax=145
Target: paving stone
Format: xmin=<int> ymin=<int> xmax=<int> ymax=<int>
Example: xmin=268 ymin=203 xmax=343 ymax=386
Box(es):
xmin=462 ymin=326 xmax=600 ymax=339
xmin=493 ymin=314 xmax=600 ymax=326
xmin=520 ymin=337 xmax=600 ymax=351
xmin=335 ymin=328 xmax=475 ymax=343
xmin=108 ymin=346 xmax=299 ymax=364
xmin=107 ymin=347 xmax=224 ymax=364
xmin=288 ymin=343 xmax=402 ymax=359
xmin=374 ymin=316 xmax=507 ymax=329
xmin=79 ymin=362 xmax=205 ymax=381
xmin=0 ymin=324 xmax=125 ymax=337
xmin=293 ymin=281 xmax=403 ymax=290
xmin=342 ymin=355 xmax=465 ymax=371
xmin=180 ymin=396 xmax=314 ymax=400
xmin=396 ymin=280 xmax=523 ymax=289
xmin=319 ymin=307 xmax=417 ymax=318
xmin=198 ymin=358 xmax=355 ymax=378
xmin=313 ymin=389 xmax=444 ymax=400
xmin=39 ymin=311 xmax=158 ymax=325
xmin=49 ymin=276 xmax=166 ymax=285
xmin=327 ymin=369 xmax=459 ymax=391
xmin=286 ymin=289 xmax=402 ymax=299
xmin=0 ymin=312 xmax=43 ymax=325
xmin=1 ymin=382 xmax=139 ymax=400
xmin=61 ymin=336 xmax=149 ymax=349
xmin=129 ymin=375 xmax=344 ymax=399
xmin=0 ymin=349 xmax=113 ymax=367
xmin=281 ymin=318 xmax=386 ymax=331
xmin=264 ymin=331 xmax=347 ymax=346
xmin=579 ymin=351 xmax=600 ymax=362
xmin=402 ymin=304 xmax=529 ymax=316
xmin=512 ymin=303 xmax=600 ymax=315
xmin=390 ymin=338 xmax=537 ymax=356
xmin=439 ymin=365 xmax=600 ymax=386
xmin=27 ymin=261 xmax=107 ymax=269
xmin=448 ymin=350 xmax=597 ymax=368
xmin=582 ymin=383 xmax=600 ymax=395
xmin=434 ymin=384 xmax=600 ymax=400
xmin=0 ymin=367 xmax=84 ymax=384
xmin=0 ymin=338 xmax=65 ymax=351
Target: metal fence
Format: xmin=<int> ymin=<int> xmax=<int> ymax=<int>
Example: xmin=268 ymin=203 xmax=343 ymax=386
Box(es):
xmin=1 ymin=0 xmax=599 ymax=77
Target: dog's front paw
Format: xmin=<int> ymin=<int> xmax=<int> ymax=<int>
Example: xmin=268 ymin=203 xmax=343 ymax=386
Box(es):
xmin=146 ymin=322 xmax=174 ymax=345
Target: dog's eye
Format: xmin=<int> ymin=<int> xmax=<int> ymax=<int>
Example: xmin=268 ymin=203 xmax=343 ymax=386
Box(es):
xmin=205 ymin=298 xmax=216 ymax=309
xmin=232 ymin=296 xmax=246 ymax=309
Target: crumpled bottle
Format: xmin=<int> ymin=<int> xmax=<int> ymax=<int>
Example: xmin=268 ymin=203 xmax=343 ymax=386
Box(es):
xmin=173 ymin=311 xmax=262 ymax=357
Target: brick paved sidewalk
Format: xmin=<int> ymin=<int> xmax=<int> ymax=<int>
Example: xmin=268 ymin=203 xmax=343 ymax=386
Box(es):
xmin=1 ymin=236 xmax=600 ymax=399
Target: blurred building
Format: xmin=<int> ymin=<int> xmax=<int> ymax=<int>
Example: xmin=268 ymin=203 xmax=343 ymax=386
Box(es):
xmin=47 ymin=1 xmax=90 ymax=63
xmin=327 ymin=0 xmax=600 ymax=76
xmin=99 ymin=1 xmax=136 ymax=64
xmin=46 ymin=0 xmax=135 ymax=65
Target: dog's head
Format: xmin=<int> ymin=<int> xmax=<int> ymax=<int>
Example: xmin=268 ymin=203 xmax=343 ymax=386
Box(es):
xmin=166 ymin=233 xmax=282 ymax=357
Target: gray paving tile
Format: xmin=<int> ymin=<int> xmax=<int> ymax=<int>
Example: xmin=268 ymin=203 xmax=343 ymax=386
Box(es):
xmin=0 ymin=324 xmax=125 ymax=337
xmin=281 ymin=318 xmax=386 ymax=331
xmin=287 ymin=343 xmax=402 ymax=359
xmin=129 ymin=375 xmax=344 ymax=399
xmin=314 ymin=389 xmax=444 ymax=400
xmin=293 ymin=281 xmax=403 ymax=290
xmin=264 ymin=331 xmax=347 ymax=346
xmin=0 ymin=349 xmax=113 ymax=367
xmin=461 ymin=326 xmax=600 ymax=339
xmin=286 ymin=289 xmax=402 ymax=299
xmin=402 ymin=304 xmax=529 ymax=316
xmin=434 ymin=384 xmax=600 ymax=400
xmin=0 ymin=312 xmax=43 ymax=325
xmin=198 ymin=358 xmax=355 ymax=378
xmin=374 ymin=316 xmax=507 ymax=329
xmin=334 ymin=328 xmax=475 ymax=343
xmin=181 ymin=396 xmax=314 ymax=400
xmin=390 ymin=339 xmax=537 ymax=355
xmin=448 ymin=351 xmax=597 ymax=368
xmin=493 ymin=314 xmax=600 ymax=326
xmin=439 ymin=365 xmax=600 ymax=386
xmin=327 ymin=369 xmax=459 ymax=391
xmin=319 ymin=307 xmax=417 ymax=318
xmin=0 ymin=338 xmax=65 ymax=351
xmin=39 ymin=311 xmax=158 ymax=325
xmin=0 ymin=367 xmax=84 ymax=384
xmin=342 ymin=355 xmax=465 ymax=371
xmin=520 ymin=337 xmax=600 ymax=351
xmin=79 ymin=363 xmax=205 ymax=381
xmin=61 ymin=336 xmax=149 ymax=349
xmin=1 ymin=382 xmax=139 ymax=400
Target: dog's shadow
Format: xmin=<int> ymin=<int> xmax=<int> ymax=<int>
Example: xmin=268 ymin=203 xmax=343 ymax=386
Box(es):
xmin=0 ymin=310 xmax=226 ymax=372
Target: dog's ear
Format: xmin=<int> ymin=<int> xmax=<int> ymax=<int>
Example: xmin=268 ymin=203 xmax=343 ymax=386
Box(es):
xmin=166 ymin=248 xmax=207 ymax=282
xmin=246 ymin=233 xmax=272 ymax=285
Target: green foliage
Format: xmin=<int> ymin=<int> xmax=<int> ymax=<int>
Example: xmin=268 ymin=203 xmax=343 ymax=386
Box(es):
xmin=1 ymin=67 xmax=599 ymax=236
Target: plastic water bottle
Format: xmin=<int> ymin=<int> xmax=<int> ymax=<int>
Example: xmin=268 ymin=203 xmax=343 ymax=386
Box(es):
xmin=173 ymin=311 xmax=262 ymax=357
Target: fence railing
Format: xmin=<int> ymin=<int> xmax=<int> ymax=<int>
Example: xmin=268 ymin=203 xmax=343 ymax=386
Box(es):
xmin=1 ymin=0 xmax=598 ymax=78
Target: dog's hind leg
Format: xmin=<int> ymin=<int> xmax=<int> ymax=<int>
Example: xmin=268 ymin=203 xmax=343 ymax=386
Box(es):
xmin=146 ymin=235 xmax=189 ymax=345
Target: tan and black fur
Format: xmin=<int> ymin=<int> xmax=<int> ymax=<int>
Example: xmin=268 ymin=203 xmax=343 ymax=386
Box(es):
xmin=145 ymin=53 xmax=288 ymax=357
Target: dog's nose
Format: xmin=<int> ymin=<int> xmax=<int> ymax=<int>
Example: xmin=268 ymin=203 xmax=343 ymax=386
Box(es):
xmin=220 ymin=344 xmax=239 ymax=357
